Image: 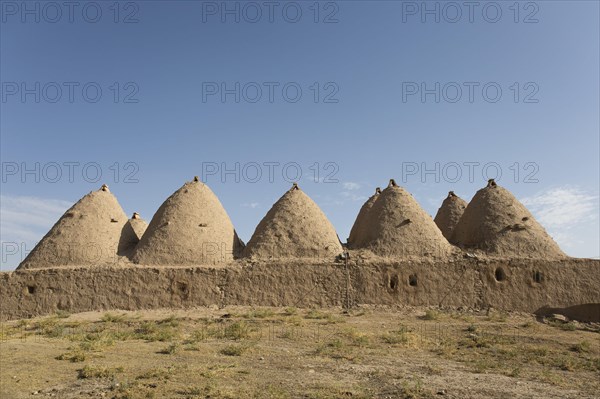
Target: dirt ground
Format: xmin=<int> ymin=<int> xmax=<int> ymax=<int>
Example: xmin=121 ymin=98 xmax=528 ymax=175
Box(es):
xmin=1 ymin=306 xmax=598 ymax=399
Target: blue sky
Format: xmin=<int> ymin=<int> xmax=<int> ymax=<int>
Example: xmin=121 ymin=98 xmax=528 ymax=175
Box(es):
xmin=1 ymin=0 xmax=599 ymax=270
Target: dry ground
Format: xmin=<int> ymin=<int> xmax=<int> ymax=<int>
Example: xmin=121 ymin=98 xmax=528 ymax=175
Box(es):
xmin=1 ymin=306 xmax=598 ymax=399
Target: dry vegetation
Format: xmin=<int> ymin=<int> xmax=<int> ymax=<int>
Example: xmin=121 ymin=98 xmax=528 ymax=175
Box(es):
xmin=1 ymin=306 xmax=599 ymax=398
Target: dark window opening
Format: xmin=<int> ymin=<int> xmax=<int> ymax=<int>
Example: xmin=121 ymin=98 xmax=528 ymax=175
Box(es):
xmin=533 ymin=271 xmax=543 ymax=283
xmin=409 ymin=274 xmax=418 ymax=287
xmin=389 ymin=275 xmax=399 ymax=290
xmin=177 ymin=282 xmax=188 ymax=293
xmin=494 ymin=268 xmax=506 ymax=282
xmin=27 ymin=285 xmax=36 ymax=294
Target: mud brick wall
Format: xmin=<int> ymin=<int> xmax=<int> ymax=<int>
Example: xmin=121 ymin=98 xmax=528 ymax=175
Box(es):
xmin=1 ymin=258 xmax=598 ymax=321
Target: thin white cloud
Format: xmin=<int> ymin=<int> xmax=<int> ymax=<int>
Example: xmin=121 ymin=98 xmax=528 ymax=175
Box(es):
xmin=241 ymin=202 xmax=260 ymax=209
xmin=521 ymin=186 xmax=599 ymax=256
xmin=343 ymin=182 xmax=361 ymax=190
xmin=521 ymin=187 xmax=598 ymax=229
xmin=340 ymin=191 xmax=367 ymax=202
xmin=0 ymin=195 xmax=72 ymax=270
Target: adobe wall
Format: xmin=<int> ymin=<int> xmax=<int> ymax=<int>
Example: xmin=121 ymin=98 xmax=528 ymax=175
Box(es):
xmin=1 ymin=258 xmax=598 ymax=321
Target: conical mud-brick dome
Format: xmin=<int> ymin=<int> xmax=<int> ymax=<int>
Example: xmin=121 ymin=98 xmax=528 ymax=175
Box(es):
xmin=18 ymin=184 xmax=128 ymax=269
xmin=348 ymin=187 xmax=381 ymax=248
xmin=361 ymin=179 xmax=454 ymax=258
xmin=118 ymin=212 xmax=148 ymax=257
xmin=451 ymin=180 xmax=565 ymax=258
xmin=132 ymin=177 xmax=244 ymax=265
xmin=434 ymin=191 xmax=467 ymax=240
xmin=243 ymin=183 xmax=343 ymax=259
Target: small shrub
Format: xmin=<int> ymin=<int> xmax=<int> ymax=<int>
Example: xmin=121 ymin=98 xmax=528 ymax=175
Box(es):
xmin=55 ymin=310 xmax=71 ymax=319
xmin=570 ymin=341 xmax=590 ymax=353
xmin=305 ymin=310 xmax=342 ymax=324
xmin=283 ymin=307 xmax=297 ymax=316
xmin=305 ymin=309 xmax=329 ymax=320
xmin=158 ymin=315 xmax=180 ymax=327
xmin=79 ymin=332 xmax=115 ymax=352
xmin=381 ymin=331 xmax=409 ymax=345
xmin=486 ymin=310 xmax=508 ymax=322
xmin=78 ymin=364 xmax=124 ymax=379
xmin=223 ymin=321 xmax=250 ymax=340
xmin=557 ymin=357 xmax=575 ymax=371
xmin=423 ymin=310 xmax=440 ymax=321
xmin=135 ymin=322 xmax=175 ymax=342
xmin=244 ymin=308 xmax=275 ymax=319
xmin=184 ymin=343 xmax=201 ymax=351
xmin=101 ymin=312 xmax=128 ymax=323
xmin=344 ymin=329 xmax=369 ymax=347
xmin=159 ymin=343 xmax=180 ymax=355
xmin=56 ymin=350 xmax=86 ymax=362
xmin=178 ymin=386 xmax=203 ymax=396
xmin=560 ymin=322 xmax=577 ymax=331
xmin=220 ymin=344 xmax=246 ymax=356
xmin=136 ymin=367 xmax=174 ymax=381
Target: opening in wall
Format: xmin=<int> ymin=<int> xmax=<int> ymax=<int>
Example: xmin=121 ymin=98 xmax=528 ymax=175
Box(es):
xmin=409 ymin=274 xmax=418 ymax=287
xmin=494 ymin=268 xmax=506 ymax=282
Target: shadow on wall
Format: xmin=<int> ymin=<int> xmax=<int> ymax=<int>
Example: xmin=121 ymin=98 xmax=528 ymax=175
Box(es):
xmin=534 ymin=303 xmax=600 ymax=323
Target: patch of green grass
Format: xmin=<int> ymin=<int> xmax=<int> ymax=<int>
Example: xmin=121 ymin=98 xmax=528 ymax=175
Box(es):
xmin=134 ymin=321 xmax=176 ymax=342
xmin=401 ymin=378 xmax=435 ymax=399
xmin=316 ymin=338 xmax=344 ymax=353
xmin=220 ymin=344 xmax=246 ymax=356
xmin=183 ymin=343 xmax=201 ymax=351
xmin=343 ymin=328 xmax=370 ymax=347
xmin=422 ymin=310 xmax=440 ymax=321
xmin=34 ymin=317 xmax=67 ymax=338
xmin=55 ymin=310 xmax=71 ymax=319
xmin=486 ymin=311 xmax=508 ymax=322
xmin=101 ymin=312 xmax=129 ymax=323
xmin=570 ymin=341 xmax=590 ymax=353
xmin=461 ymin=333 xmax=494 ymax=349
xmin=526 ymin=346 xmax=548 ymax=357
xmin=422 ymin=363 xmax=443 ymax=376
xmin=15 ymin=319 xmax=29 ymax=329
xmin=556 ymin=357 xmax=576 ymax=371
xmin=509 ymin=367 xmax=522 ymax=377
xmin=546 ymin=319 xmax=578 ymax=331
xmin=314 ymin=337 xmax=357 ymax=361
xmin=159 ymin=343 xmax=180 ymax=355
xmin=305 ymin=309 xmax=343 ymax=324
xmin=283 ymin=316 xmax=304 ymax=327
xmin=56 ymin=350 xmax=86 ymax=362
xmin=78 ymin=364 xmax=124 ymax=379
xmin=381 ymin=330 xmax=409 ymax=345
xmin=111 ymin=382 xmax=156 ymax=399
xmin=471 ymin=358 xmax=497 ymax=374
xmin=283 ymin=307 xmax=297 ymax=316
xmin=559 ymin=322 xmax=577 ymax=331
xmin=350 ymin=309 xmax=367 ymax=317
xmin=158 ymin=315 xmax=180 ymax=327
xmin=78 ymin=332 xmax=115 ymax=352
xmin=242 ymin=308 xmax=275 ymax=319
xmin=277 ymin=329 xmax=294 ymax=339
xmin=305 ymin=309 xmax=329 ymax=320
xmin=135 ymin=366 xmax=175 ymax=381
xmin=177 ymin=386 xmax=203 ymax=396
xmin=450 ymin=312 xmax=474 ymax=323
xmin=223 ymin=321 xmax=251 ymax=340
xmin=189 ymin=320 xmax=252 ymax=341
